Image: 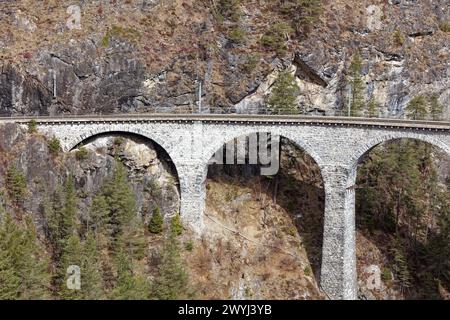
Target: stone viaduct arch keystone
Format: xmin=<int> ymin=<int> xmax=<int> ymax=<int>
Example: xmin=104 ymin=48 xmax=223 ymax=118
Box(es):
xmin=3 ymin=114 xmax=449 ymax=300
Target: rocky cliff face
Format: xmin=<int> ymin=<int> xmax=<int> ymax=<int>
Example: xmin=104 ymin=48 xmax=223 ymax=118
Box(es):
xmin=0 ymin=0 xmax=448 ymax=117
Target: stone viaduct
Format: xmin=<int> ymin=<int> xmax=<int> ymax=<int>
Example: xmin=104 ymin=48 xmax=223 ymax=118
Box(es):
xmin=3 ymin=114 xmax=450 ymax=300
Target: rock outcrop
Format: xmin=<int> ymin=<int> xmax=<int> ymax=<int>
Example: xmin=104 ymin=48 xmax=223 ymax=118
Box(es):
xmin=0 ymin=1 xmax=448 ymax=117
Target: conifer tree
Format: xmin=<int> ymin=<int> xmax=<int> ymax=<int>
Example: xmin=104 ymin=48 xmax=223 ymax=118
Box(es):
xmin=89 ymin=195 xmax=109 ymax=237
xmin=44 ymin=176 xmax=79 ymax=258
xmin=153 ymin=226 xmax=189 ymax=299
xmin=19 ymin=216 xmax=51 ymax=299
xmin=170 ymin=214 xmax=183 ymax=237
xmin=405 ymin=95 xmax=428 ymax=120
xmin=110 ymin=240 xmax=150 ymax=300
xmin=148 ymin=206 xmax=163 ymax=234
xmin=101 ymin=160 xmax=136 ymax=243
xmin=268 ymin=70 xmax=300 ymax=114
xmin=0 ymin=213 xmax=21 ymax=299
xmin=123 ymin=217 xmax=148 ymax=260
xmin=61 ymin=175 xmax=78 ymax=245
xmin=80 ymin=232 xmax=105 ymax=299
xmin=429 ymin=95 xmax=443 ymax=121
xmin=391 ymin=237 xmax=411 ymax=291
xmin=367 ymin=96 xmax=378 ymax=118
xmin=348 ymin=53 xmax=365 ymax=117
xmin=6 ymin=164 xmax=27 ymax=205
xmin=0 ymin=212 xmax=51 ymax=300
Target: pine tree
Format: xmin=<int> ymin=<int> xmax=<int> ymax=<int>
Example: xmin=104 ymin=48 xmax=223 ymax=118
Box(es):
xmin=170 ymin=214 xmax=183 ymax=237
xmin=89 ymin=195 xmax=109 ymax=237
xmin=429 ymin=95 xmax=443 ymax=121
xmin=61 ymin=175 xmax=78 ymax=245
xmin=6 ymin=164 xmax=27 ymax=205
xmin=367 ymin=96 xmax=378 ymax=118
xmin=101 ymin=160 xmax=136 ymax=243
xmin=80 ymin=232 xmax=105 ymax=299
xmin=110 ymin=240 xmax=150 ymax=300
xmin=0 ymin=248 xmax=19 ymax=300
xmin=123 ymin=217 xmax=148 ymax=260
xmin=0 ymin=212 xmax=51 ymax=300
xmin=267 ymin=70 xmax=300 ymax=114
xmin=44 ymin=176 xmax=79 ymax=258
xmin=391 ymin=237 xmax=411 ymax=291
xmin=0 ymin=213 xmax=21 ymax=299
xmin=405 ymin=95 xmax=428 ymax=120
xmin=148 ymin=206 xmax=164 ymax=234
xmin=19 ymin=216 xmax=51 ymax=299
xmin=43 ymin=189 xmax=63 ymax=255
xmin=153 ymin=228 xmax=189 ymax=299
xmin=348 ymin=53 xmax=365 ymax=117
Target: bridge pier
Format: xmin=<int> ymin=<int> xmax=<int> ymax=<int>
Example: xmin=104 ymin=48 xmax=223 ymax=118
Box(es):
xmin=177 ymin=161 xmax=208 ymax=234
xmin=320 ymin=165 xmax=357 ymax=300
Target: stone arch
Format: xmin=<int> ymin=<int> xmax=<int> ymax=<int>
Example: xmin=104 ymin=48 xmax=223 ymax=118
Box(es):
xmin=348 ymin=132 xmax=450 ymax=173
xmin=68 ymin=127 xmax=181 ymax=193
xmin=205 ymin=128 xmax=327 ymax=285
xmin=341 ymin=131 xmax=449 ymax=299
xmin=67 ymin=126 xmax=174 ymax=158
xmin=202 ymin=127 xmax=324 ymax=169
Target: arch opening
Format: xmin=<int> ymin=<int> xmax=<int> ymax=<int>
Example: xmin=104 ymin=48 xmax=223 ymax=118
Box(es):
xmin=196 ymin=132 xmax=326 ymax=299
xmin=354 ymin=137 xmax=450 ymax=299
xmin=72 ymin=131 xmax=180 ymax=189
xmin=71 ymin=132 xmax=181 ymax=221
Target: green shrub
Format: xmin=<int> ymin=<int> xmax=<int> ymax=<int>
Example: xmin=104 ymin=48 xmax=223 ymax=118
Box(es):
xmin=213 ymin=0 xmax=242 ymax=22
xmin=101 ymin=34 xmax=110 ymax=47
xmin=303 ymin=266 xmax=312 ymax=276
xmin=227 ymin=26 xmax=246 ymax=45
xmin=241 ymin=55 xmax=260 ymax=73
xmin=48 ymin=137 xmax=61 ymax=154
xmin=260 ymin=22 xmax=293 ymax=55
xmin=279 ymin=0 xmax=323 ymax=27
xmin=185 ymin=240 xmax=194 ymax=251
xmin=439 ymin=21 xmax=450 ymax=33
xmin=110 ymin=25 xmax=141 ymax=41
xmin=393 ymin=29 xmax=405 ymax=46
xmin=27 ymin=119 xmax=37 ymax=134
xmin=381 ymin=267 xmax=392 ymax=281
xmin=114 ymin=136 xmax=125 ymax=146
xmin=170 ymin=214 xmax=183 ymax=236
xmin=75 ymin=146 xmax=89 ymax=161
xmin=148 ymin=207 xmax=164 ymax=234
